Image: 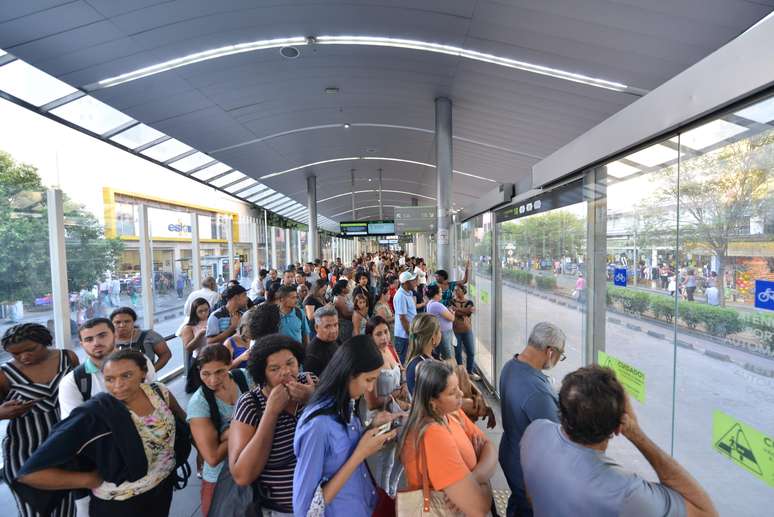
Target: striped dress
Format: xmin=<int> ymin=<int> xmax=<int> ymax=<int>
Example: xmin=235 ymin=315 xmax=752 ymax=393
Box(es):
xmin=1 ymin=350 xmax=76 ymax=517
xmin=232 ymin=374 xmax=313 ymax=513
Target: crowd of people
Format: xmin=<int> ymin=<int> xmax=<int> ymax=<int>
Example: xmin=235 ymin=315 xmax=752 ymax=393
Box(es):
xmin=0 ymin=250 xmax=718 ymax=517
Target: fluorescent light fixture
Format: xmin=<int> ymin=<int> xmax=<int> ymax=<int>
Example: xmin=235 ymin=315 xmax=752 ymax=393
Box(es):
xmin=261 ymin=156 xmax=495 ymax=182
xmin=169 ymin=152 xmax=214 ymax=172
xmin=88 ymin=37 xmax=308 ymax=89
xmin=331 ymin=205 xmax=400 ymax=218
xmin=0 ymin=59 xmax=78 ymax=107
xmin=679 ymin=119 xmax=747 ymax=150
xmin=605 ymin=161 xmax=640 ymax=179
xmin=318 ymin=189 xmax=435 ymax=203
xmin=50 ymin=95 xmax=134 ymax=135
xmin=193 ymin=162 xmax=232 ymax=181
xmin=0 ymin=49 xmax=6 ymax=57
xmin=267 ymin=199 xmax=296 ymax=212
xmin=260 ymin=157 xmax=359 ymax=179
xmin=87 ymin=35 xmax=645 ymax=95
xmin=110 ymin=123 xmax=166 ymax=149
xmin=626 ymin=144 xmax=678 ymax=168
xmin=210 ymin=171 xmax=247 ymax=187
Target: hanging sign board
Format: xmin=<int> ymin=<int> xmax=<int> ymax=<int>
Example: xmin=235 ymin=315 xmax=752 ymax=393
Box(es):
xmin=495 ymin=179 xmax=583 ymax=224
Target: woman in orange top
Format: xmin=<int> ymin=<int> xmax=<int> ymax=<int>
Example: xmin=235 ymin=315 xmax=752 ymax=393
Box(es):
xmin=399 ymin=361 xmax=497 ymax=517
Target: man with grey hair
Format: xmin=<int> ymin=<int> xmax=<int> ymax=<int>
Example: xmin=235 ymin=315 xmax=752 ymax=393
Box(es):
xmin=499 ymin=321 xmax=566 ymax=517
xmin=303 ymin=305 xmax=341 ymax=377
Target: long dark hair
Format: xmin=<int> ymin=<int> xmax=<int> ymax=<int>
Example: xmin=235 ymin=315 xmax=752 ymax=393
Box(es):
xmin=187 ymin=297 xmax=210 ymax=326
xmin=196 ymin=344 xmax=234 ymax=432
xmin=307 ymin=334 xmax=384 ymax=424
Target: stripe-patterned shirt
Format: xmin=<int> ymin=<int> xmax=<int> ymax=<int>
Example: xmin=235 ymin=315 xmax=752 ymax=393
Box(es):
xmin=232 ymin=374 xmax=312 ymax=513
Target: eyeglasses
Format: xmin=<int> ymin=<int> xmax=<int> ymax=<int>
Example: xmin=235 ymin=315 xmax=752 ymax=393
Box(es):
xmin=549 ymin=346 xmax=567 ymax=362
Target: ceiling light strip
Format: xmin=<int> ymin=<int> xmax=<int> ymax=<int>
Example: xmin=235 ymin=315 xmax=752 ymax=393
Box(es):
xmin=260 ymin=156 xmax=497 ymax=183
xmin=86 ymin=36 xmax=646 ymax=96
xmin=318 ymin=189 xmax=435 ymax=203
xmin=331 ymin=204 xmax=401 ymax=218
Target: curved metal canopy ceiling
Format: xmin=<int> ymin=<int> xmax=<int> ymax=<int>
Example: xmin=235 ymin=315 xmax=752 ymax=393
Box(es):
xmin=0 ymin=0 xmax=771 ymax=224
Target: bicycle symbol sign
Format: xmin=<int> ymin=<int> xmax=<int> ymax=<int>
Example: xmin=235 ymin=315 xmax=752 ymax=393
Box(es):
xmin=755 ymin=280 xmax=774 ymax=311
xmin=614 ymin=268 xmax=627 ymax=287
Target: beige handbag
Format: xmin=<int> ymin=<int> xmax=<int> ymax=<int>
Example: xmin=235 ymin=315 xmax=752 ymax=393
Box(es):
xmin=395 ymin=439 xmax=464 ymax=517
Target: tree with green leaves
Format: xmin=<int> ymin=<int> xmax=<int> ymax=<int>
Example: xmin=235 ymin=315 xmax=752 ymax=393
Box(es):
xmin=500 ymin=210 xmax=586 ymax=265
xmin=654 ymin=131 xmax=774 ymax=306
xmin=0 ymin=150 xmax=124 ymax=308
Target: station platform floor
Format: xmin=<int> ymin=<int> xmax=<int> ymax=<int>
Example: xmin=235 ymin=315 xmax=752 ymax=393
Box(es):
xmin=0 ymin=374 xmax=512 ymax=516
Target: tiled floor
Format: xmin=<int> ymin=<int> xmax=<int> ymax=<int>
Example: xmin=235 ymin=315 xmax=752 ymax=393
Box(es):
xmin=1 ymin=376 xmax=510 ymax=517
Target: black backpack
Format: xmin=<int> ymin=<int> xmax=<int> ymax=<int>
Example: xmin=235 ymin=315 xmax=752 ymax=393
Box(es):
xmin=73 ymin=363 xmax=93 ymax=402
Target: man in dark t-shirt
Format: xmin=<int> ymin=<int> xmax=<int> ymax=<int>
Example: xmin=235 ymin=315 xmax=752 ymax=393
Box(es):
xmin=304 ymin=306 xmax=341 ymax=377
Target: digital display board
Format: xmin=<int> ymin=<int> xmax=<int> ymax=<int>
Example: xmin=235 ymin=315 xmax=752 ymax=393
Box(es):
xmin=367 ymin=221 xmax=396 ymax=235
xmin=339 ymin=222 xmax=368 ymax=236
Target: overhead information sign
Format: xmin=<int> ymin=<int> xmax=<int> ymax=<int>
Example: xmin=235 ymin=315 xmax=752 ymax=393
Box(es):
xmin=367 ymin=220 xmax=396 ymax=235
xmin=598 ymin=351 xmax=646 ymax=403
xmin=496 ymin=179 xmax=583 ymax=224
xmin=395 ymin=205 xmax=437 ymax=233
xmin=340 ymin=222 xmax=368 ymax=236
xmin=713 ymin=410 xmax=774 ymax=487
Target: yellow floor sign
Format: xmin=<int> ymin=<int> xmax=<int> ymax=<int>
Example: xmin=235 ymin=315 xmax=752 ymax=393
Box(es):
xmin=713 ymin=411 xmax=774 ymax=488
xmin=598 ymin=351 xmax=646 ymax=403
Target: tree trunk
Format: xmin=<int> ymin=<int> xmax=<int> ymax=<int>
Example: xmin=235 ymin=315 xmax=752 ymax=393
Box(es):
xmin=716 ymin=252 xmax=726 ymax=307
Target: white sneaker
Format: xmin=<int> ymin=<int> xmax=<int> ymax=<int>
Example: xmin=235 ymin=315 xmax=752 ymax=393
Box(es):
xmin=469 ymin=373 xmax=481 ymax=382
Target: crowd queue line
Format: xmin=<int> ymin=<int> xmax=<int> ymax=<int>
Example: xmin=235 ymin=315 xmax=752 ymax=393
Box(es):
xmin=1 ymin=251 xmax=718 ymax=517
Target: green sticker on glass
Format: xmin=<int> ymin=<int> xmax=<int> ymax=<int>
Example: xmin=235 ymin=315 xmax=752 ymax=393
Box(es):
xmin=481 ymin=290 xmax=490 ymax=304
xmin=713 ymin=410 xmax=774 ymax=488
xmin=597 ymin=351 xmax=646 ymax=403
xmin=469 ymin=284 xmax=476 ymax=297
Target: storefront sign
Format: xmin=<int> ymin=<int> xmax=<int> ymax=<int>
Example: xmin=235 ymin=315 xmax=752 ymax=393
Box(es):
xmin=598 ymin=351 xmax=646 ymax=403
xmin=713 ymin=410 xmax=774 ymax=487
xmin=754 ymin=280 xmax=774 ymax=311
xmin=614 ymin=268 xmax=628 ymax=287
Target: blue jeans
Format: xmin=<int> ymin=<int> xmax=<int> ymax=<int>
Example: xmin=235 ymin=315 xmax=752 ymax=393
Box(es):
xmin=394 ymin=336 xmax=409 ymax=364
xmin=454 ymin=330 xmax=475 ymax=374
xmin=435 ymin=330 xmax=454 ymax=361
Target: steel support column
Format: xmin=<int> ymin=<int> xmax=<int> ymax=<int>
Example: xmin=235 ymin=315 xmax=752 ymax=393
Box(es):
xmin=138 ymin=204 xmax=155 ymax=329
xmin=47 ymin=189 xmax=72 ymax=349
xmin=585 ymin=166 xmax=607 ymax=364
xmin=435 ymin=97 xmax=453 ymax=271
xmin=307 ymin=175 xmax=319 ymax=261
xmin=191 ymin=213 xmax=202 ymax=286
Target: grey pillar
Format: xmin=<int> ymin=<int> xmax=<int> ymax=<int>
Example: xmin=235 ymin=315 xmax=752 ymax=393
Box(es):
xmin=263 ymin=210 xmax=270 ymax=268
xmin=270 ymin=226 xmax=276 ymax=269
xmin=378 ymin=168 xmax=384 ymax=220
xmin=435 ymin=97 xmax=453 ymax=271
xmin=191 ymin=213 xmax=202 ymax=287
xmin=138 ymin=204 xmax=155 ymax=329
xmin=47 ymin=189 xmax=72 ymax=349
xmin=285 ymin=228 xmax=291 ymax=267
xmin=251 ymin=217 xmax=260 ymax=281
xmin=351 ymin=169 xmax=356 ymax=220
xmin=226 ymin=218 xmax=235 ymax=280
xmin=585 ymin=166 xmax=607 ymax=365
xmin=307 ymin=175 xmax=319 ymax=260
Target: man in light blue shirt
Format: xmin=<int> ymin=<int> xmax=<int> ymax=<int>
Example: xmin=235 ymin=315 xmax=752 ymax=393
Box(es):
xmin=521 ymin=365 xmax=716 ymax=517
xmin=393 ymin=270 xmax=417 ymax=362
xmin=276 ymin=285 xmax=309 ymax=346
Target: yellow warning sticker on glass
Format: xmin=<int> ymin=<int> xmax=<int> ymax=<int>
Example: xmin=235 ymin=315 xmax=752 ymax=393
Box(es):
xmin=481 ymin=290 xmax=490 ymax=304
xmin=597 ymin=351 xmax=646 ymax=403
xmin=713 ymin=411 xmax=774 ymax=488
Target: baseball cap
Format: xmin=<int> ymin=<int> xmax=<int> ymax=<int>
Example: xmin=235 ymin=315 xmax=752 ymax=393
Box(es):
xmin=223 ymin=284 xmax=248 ymax=300
xmin=399 ymin=271 xmax=417 ymax=284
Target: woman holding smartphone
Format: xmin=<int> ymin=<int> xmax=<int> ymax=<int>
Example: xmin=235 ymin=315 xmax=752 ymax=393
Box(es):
xmin=1 ymin=323 xmax=79 ymax=517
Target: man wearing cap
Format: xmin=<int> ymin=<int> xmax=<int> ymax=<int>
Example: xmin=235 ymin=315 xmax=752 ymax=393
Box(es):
xmin=206 ymin=284 xmax=249 ymax=346
xmin=393 ymin=270 xmax=418 ymax=363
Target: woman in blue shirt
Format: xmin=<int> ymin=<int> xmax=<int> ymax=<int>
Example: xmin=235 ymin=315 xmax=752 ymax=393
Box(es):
xmin=293 ymin=335 xmax=400 ymax=517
